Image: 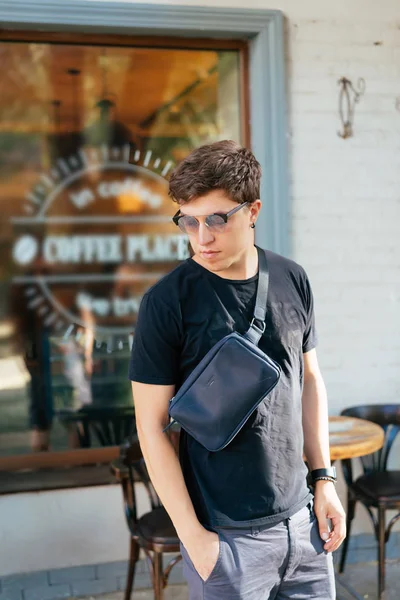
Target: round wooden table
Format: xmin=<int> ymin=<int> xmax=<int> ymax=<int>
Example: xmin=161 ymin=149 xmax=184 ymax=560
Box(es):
xmin=329 ymin=415 xmax=384 ymax=462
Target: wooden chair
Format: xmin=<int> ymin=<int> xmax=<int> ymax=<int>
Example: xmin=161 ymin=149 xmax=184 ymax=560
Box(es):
xmin=111 ymin=439 xmax=182 ymax=600
xmin=57 ymin=405 xmax=135 ymax=447
xmin=339 ymin=404 xmax=400 ymax=600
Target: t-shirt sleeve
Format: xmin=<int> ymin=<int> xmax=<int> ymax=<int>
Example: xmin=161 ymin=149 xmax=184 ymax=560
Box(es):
xmin=302 ymin=272 xmax=318 ymax=353
xmin=129 ymin=290 xmax=181 ymax=385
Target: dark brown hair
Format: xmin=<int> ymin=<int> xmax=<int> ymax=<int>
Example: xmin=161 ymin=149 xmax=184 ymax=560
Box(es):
xmin=168 ymin=140 xmax=261 ymax=205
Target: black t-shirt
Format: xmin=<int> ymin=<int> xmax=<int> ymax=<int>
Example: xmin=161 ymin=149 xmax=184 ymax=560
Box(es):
xmin=129 ymin=248 xmax=315 ymax=528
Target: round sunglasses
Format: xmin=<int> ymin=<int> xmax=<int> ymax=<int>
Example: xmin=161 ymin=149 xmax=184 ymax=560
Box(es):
xmin=172 ymin=202 xmax=249 ymax=234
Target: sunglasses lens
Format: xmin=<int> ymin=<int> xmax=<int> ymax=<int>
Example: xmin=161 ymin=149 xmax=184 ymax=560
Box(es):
xmin=177 ymin=216 xmax=199 ymax=234
xmin=175 ymin=214 xmax=227 ymax=234
xmin=205 ymin=214 xmax=226 ymax=231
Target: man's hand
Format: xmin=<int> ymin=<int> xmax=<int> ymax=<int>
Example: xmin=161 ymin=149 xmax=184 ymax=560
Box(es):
xmin=183 ymin=528 xmax=220 ymax=582
xmin=314 ymin=480 xmax=346 ymax=553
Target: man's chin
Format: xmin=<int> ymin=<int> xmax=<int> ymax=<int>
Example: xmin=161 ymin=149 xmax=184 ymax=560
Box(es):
xmin=193 ymin=251 xmax=215 ymax=264
xmin=198 ymin=254 xmax=229 ymax=273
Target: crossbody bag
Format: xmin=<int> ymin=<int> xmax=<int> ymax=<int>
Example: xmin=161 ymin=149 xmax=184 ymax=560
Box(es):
xmin=163 ymin=247 xmax=281 ymax=452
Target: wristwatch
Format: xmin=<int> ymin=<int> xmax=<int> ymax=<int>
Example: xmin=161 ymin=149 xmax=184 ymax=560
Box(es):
xmin=310 ymin=467 xmax=337 ymax=484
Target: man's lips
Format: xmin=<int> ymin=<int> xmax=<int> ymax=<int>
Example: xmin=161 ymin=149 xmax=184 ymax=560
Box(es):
xmin=200 ymin=250 xmax=219 ymax=258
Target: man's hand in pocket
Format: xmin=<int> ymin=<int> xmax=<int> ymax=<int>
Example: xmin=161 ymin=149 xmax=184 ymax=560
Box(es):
xmin=183 ymin=528 xmax=220 ymax=582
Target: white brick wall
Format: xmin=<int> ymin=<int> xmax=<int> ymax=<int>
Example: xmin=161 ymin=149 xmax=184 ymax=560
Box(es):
xmin=285 ymin=16 xmax=400 ymax=416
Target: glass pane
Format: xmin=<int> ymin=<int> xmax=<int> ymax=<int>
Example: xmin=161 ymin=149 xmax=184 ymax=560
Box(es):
xmin=0 ymin=40 xmax=242 ymax=457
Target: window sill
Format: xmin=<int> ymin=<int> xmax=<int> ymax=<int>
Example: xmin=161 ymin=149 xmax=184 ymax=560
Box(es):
xmin=0 ymin=463 xmax=118 ymax=495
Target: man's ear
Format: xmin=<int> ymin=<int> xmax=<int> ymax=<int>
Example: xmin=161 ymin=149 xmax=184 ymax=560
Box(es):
xmin=250 ymin=199 xmax=262 ymax=221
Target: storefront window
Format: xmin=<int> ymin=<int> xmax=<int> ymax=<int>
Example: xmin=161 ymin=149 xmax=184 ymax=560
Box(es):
xmin=0 ymin=39 xmax=243 ymax=459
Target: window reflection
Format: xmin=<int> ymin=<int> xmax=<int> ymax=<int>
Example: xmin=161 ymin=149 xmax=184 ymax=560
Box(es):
xmin=0 ymin=41 xmax=241 ymax=457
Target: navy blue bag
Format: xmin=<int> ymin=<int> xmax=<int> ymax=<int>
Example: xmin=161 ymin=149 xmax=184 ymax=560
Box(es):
xmin=164 ymin=247 xmax=281 ymax=452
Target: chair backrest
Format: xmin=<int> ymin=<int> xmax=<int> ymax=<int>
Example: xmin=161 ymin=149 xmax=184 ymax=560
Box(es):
xmin=76 ymin=406 xmax=135 ymax=447
xmin=340 ymin=404 xmax=400 ymax=473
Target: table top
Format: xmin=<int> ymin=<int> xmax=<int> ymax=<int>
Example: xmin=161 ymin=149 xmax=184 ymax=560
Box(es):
xmin=329 ymin=415 xmax=384 ymax=461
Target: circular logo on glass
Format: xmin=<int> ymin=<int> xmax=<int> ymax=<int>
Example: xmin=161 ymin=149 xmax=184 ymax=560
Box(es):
xmin=11 ymin=145 xmax=189 ymax=351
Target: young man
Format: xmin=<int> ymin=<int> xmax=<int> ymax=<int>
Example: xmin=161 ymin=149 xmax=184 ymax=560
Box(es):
xmin=129 ymin=140 xmax=346 ymax=599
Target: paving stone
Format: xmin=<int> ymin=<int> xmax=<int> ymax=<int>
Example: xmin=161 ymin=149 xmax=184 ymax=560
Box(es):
xmin=135 ymin=559 xmax=147 ymax=574
xmin=162 ymin=553 xmax=180 ymax=568
xmin=0 ymin=588 xmax=23 ymax=600
xmin=116 ymin=561 xmax=184 ymax=593
xmin=91 ymin=584 xmax=188 ymax=600
xmin=348 ymin=547 xmax=378 ymax=564
xmin=76 ymin=595 xmax=124 ymax=600
xmin=346 ymin=542 xmax=400 ymax=563
xmin=24 ymin=583 xmax=71 ymax=600
xmin=1 ymin=572 xmax=48 ymax=590
xmin=49 ymin=565 xmax=96 ymax=585
xmin=95 ymin=561 xmax=128 ymax=579
xmin=71 ymin=578 xmax=118 ymax=597
xmin=386 ymin=533 xmax=399 ymax=552
xmin=117 ymin=570 xmax=150 ymax=592
xmin=132 ymin=570 xmax=152 ymax=589
xmin=116 ymin=575 xmax=126 ymax=591
xmin=353 ymin=533 xmax=377 ymax=549
xmin=338 ymin=559 xmax=400 ymax=600
xmin=347 ymin=537 xmax=358 ymax=551
xmin=167 ymin=563 xmax=185 ymax=585
xmin=386 ymin=544 xmax=400 ymax=559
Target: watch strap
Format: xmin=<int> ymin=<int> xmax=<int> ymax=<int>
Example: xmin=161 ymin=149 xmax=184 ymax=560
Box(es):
xmin=311 ymin=467 xmax=337 ymax=482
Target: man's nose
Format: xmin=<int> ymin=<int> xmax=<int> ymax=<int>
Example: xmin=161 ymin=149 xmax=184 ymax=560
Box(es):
xmin=197 ymin=221 xmax=214 ymax=245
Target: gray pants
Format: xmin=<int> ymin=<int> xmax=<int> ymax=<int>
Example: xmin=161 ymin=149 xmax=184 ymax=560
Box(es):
xmin=180 ymin=501 xmax=335 ymax=599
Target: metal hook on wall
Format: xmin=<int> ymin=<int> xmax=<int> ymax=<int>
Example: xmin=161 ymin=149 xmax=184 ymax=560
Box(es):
xmin=337 ymin=77 xmax=366 ymax=139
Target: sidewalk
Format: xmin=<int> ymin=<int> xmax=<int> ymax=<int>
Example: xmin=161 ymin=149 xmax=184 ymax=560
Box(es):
xmin=73 ymin=559 xmax=400 ymax=600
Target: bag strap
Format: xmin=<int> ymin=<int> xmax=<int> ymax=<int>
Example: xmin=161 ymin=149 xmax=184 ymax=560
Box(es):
xmin=163 ymin=246 xmax=269 ymax=434
xmin=243 ymin=246 xmax=269 ymax=346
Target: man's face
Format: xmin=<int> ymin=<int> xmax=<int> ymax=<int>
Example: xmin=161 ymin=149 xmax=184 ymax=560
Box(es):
xmin=177 ymin=189 xmax=261 ymax=274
